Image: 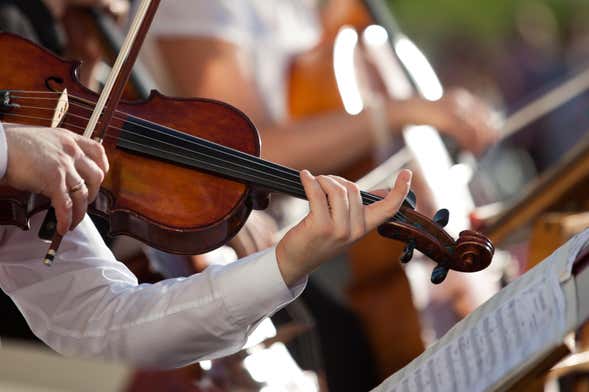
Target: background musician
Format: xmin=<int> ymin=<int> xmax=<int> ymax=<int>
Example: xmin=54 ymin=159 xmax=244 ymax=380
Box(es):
xmin=150 ymin=0 xmax=498 ymax=175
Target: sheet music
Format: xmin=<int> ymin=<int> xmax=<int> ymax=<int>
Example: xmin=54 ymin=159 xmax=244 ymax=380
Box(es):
xmin=374 ymin=229 xmax=589 ymax=392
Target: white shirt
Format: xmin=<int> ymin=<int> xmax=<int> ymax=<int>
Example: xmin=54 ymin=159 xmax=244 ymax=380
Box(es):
xmin=149 ymin=0 xmax=321 ymax=121
xmin=0 ymin=125 xmax=305 ymax=368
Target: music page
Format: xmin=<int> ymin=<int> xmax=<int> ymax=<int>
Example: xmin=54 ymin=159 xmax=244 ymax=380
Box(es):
xmin=374 ymin=229 xmax=589 ymax=392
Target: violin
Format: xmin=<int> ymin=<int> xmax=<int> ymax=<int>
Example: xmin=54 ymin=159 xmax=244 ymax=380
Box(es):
xmin=0 ymin=11 xmax=493 ymax=284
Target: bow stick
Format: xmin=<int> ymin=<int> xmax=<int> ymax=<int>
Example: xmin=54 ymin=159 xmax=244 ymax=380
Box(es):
xmin=42 ymin=0 xmax=161 ymax=265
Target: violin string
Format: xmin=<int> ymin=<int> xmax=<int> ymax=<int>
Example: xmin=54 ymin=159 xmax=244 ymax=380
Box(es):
xmin=6 ymin=90 xmax=65 ymax=94
xmin=4 ymin=97 xmax=412 ymax=222
xmin=8 ymin=92 xmax=365 ymax=190
xmin=3 ymin=93 xmax=412 ymax=220
xmin=61 ymin=119 xmax=407 ymax=224
xmin=14 ymin=93 xmax=342 ymax=193
xmin=8 ymin=103 xmax=114 ymax=123
xmin=1 ymin=113 xmax=410 ymax=224
xmin=104 ymin=121 xmax=408 ymax=223
xmin=5 ymin=95 xmax=394 ymax=204
xmin=2 ymin=108 xmax=313 ymax=197
xmin=9 ymin=92 xmax=381 ymax=195
xmin=1 ymin=112 xmax=56 ymax=123
xmin=10 ymin=94 xmax=327 ymax=184
xmin=4 ymin=95 xmax=402 ymax=208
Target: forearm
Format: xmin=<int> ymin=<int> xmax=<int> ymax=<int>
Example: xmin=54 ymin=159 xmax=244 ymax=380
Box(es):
xmin=0 ymin=215 xmax=305 ymax=368
xmin=33 ymin=251 xmax=297 ymax=367
xmin=259 ymin=97 xmax=427 ymax=174
xmin=261 ymin=109 xmax=384 ymax=173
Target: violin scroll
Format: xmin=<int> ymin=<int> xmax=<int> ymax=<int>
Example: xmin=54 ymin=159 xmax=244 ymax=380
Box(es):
xmin=454 ymin=230 xmax=494 ymax=272
xmin=377 ymin=205 xmax=494 ymax=284
xmin=429 ymin=230 xmax=494 ymax=284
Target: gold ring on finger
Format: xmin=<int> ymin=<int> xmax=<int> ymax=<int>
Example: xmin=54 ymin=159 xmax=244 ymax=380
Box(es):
xmin=68 ymin=180 xmax=85 ymax=194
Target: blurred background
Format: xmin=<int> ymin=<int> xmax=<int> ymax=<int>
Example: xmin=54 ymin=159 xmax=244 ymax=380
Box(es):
xmin=390 ymin=0 xmax=589 ymax=202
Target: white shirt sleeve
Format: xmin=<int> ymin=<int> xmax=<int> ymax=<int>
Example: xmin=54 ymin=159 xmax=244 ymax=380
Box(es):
xmin=0 ymin=214 xmax=306 ymax=368
xmin=150 ymin=0 xmax=252 ymax=47
xmin=0 ymin=122 xmax=8 ymax=179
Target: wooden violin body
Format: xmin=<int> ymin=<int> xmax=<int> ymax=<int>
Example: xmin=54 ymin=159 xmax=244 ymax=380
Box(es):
xmin=0 ymin=33 xmax=260 ymax=254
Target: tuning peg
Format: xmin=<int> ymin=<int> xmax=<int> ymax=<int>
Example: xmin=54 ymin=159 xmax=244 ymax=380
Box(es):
xmin=400 ymin=240 xmax=415 ymax=263
xmin=430 ymin=264 xmax=449 ymax=284
xmin=433 ymin=208 xmax=449 ymax=228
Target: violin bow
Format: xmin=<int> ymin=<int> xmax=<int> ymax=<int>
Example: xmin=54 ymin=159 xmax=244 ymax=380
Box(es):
xmin=501 ymin=65 xmax=589 ymax=139
xmin=42 ymin=0 xmax=161 ymax=265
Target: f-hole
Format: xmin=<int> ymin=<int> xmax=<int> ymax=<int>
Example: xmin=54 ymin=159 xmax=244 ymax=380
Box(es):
xmin=45 ymin=76 xmax=64 ymax=92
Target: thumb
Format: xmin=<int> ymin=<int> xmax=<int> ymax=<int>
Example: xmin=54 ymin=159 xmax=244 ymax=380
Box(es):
xmin=365 ymin=169 xmax=412 ymax=230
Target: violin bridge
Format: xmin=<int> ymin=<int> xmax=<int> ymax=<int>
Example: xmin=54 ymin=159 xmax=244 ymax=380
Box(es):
xmin=51 ymin=88 xmax=69 ymax=128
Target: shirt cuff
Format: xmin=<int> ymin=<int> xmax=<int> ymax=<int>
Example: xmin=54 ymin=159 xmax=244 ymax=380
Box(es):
xmin=211 ymin=246 xmax=307 ymax=328
xmin=0 ymin=122 xmax=7 ymax=180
